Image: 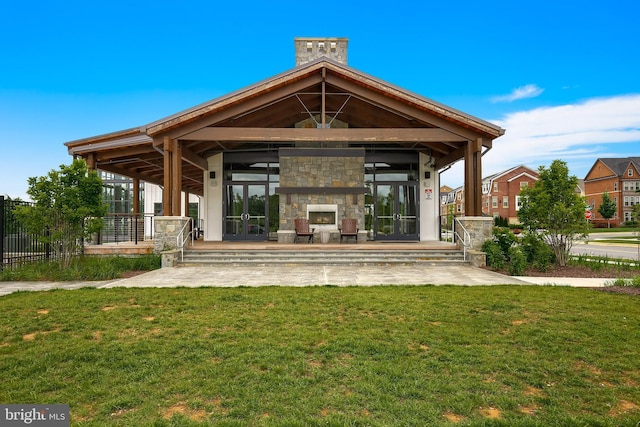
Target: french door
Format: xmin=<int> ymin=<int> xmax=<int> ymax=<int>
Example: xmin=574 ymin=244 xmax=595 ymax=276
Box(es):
xmin=374 ymin=182 xmax=419 ymax=241
xmin=224 ymin=183 xmax=268 ymax=241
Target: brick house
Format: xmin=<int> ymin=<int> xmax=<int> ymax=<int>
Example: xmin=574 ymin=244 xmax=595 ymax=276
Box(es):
xmin=584 ymin=157 xmax=640 ymax=226
xmin=481 ymin=165 xmax=539 ymax=223
xmin=441 ymin=165 xmax=538 ymax=224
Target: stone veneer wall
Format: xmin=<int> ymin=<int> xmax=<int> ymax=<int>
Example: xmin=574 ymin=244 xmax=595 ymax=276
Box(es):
xmin=153 ymin=216 xmax=191 ymax=253
xmin=455 ymin=216 xmax=493 ymax=252
xmin=279 ymin=149 xmax=365 ymax=238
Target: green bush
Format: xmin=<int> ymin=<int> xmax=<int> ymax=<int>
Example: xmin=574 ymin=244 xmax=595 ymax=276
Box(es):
xmin=482 ymin=240 xmax=506 ymax=270
xmin=492 ymin=227 xmax=518 ymax=256
xmin=508 ymin=246 xmax=527 ymax=276
xmin=493 ymin=216 xmax=509 ymax=227
xmin=520 ymin=231 xmax=555 ymax=272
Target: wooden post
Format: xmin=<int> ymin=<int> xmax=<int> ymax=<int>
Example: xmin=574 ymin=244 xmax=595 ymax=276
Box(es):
xmin=163 ymin=137 xmax=172 ymax=216
xmin=86 ymin=153 xmax=96 ymax=170
xmin=171 ymin=139 xmax=182 ymax=216
xmin=133 ymin=178 xmax=140 ymax=215
xmin=464 ymin=138 xmax=483 ymax=216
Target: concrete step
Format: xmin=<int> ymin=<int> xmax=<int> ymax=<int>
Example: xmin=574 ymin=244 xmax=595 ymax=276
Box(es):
xmin=178 ymin=249 xmax=467 ymax=267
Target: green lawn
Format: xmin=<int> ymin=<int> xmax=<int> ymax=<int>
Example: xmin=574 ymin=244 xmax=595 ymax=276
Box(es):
xmin=1 ymin=286 xmax=639 ymax=426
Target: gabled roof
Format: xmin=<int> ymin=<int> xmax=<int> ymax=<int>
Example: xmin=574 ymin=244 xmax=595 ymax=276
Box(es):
xmin=143 ymin=57 xmax=504 ymax=139
xmin=598 ymin=157 xmax=640 ymax=177
xmin=482 ymin=165 xmax=538 ymax=183
xmin=66 ymin=57 xmax=505 ymax=196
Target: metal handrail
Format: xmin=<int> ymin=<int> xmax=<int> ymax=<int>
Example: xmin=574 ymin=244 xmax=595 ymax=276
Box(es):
xmin=453 ymin=218 xmax=471 ymax=261
xmin=176 ymin=217 xmax=194 ymax=261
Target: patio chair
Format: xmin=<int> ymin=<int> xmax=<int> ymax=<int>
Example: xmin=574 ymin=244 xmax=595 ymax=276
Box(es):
xmin=294 ymin=218 xmax=315 ymax=243
xmin=339 ymin=218 xmax=358 ymax=243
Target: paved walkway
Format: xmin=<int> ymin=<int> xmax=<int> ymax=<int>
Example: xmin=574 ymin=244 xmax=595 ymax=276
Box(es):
xmin=0 ymin=265 xmax=614 ymax=297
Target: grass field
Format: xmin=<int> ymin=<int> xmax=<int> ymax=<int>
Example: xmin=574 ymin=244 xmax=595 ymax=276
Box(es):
xmin=1 ymin=285 xmax=639 ymax=426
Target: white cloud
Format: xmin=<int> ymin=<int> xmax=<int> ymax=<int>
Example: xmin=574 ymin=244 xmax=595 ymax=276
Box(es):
xmin=441 ymin=94 xmax=640 ymax=188
xmin=491 ymin=84 xmax=544 ymax=103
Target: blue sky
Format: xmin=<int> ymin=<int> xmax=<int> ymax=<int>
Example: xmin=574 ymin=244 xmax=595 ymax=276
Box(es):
xmin=1 ymin=0 xmax=639 ymax=199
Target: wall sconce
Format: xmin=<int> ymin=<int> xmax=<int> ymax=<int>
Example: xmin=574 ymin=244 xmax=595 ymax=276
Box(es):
xmin=424 ymin=171 xmax=431 ymax=180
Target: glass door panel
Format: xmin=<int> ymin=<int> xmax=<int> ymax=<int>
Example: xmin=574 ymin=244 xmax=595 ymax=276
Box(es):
xmin=225 ymin=185 xmax=244 ymax=238
xmin=375 ymin=184 xmax=395 ymax=238
xmin=246 ymin=184 xmax=266 ymax=237
xmin=398 ymin=184 xmax=418 ymax=238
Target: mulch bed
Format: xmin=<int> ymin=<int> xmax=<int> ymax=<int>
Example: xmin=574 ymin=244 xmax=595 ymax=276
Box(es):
xmin=484 ymin=264 xmax=640 ymax=295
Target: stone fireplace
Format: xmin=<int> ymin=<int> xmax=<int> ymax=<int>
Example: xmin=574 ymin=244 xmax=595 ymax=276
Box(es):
xmin=276 ymin=147 xmax=367 ymax=243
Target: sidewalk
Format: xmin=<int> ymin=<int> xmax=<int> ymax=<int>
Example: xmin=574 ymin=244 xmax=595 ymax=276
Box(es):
xmin=0 ymin=265 xmax=614 ymax=296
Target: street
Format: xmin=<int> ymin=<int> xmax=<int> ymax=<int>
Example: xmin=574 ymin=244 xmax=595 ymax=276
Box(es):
xmin=571 ymin=231 xmax=640 ymax=261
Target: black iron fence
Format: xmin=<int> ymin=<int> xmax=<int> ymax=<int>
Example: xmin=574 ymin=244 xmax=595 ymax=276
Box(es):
xmin=2 ymin=196 xmax=160 ymax=271
xmin=1 ymin=196 xmax=56 ymax=270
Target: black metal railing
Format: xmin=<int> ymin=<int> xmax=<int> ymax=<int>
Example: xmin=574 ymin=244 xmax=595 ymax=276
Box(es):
xmin=94 ymin=213 xmax=155 ymax=244
xmin=1 ymin=196 xmax=56 ymax=270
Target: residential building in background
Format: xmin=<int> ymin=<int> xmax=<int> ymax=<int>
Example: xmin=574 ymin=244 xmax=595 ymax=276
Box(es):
xmin=481 ymin=165 xmax=539 ymax=223
xmin=441 ymin=165 xmax=539 ymax=224
xmin=584 ymin=157 xmax=640 ymax=226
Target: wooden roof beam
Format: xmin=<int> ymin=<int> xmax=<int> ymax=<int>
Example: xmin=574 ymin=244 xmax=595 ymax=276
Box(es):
xmin=180 ymin=127 xmax=467 ymax=143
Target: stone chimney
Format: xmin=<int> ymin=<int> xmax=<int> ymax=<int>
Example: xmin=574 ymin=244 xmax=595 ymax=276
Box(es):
xmin=294 ymin=37 xmax=348 ymax=66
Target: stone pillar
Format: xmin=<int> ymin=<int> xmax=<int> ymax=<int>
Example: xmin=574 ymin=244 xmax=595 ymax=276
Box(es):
xmin=153 ymin=216 xmax=190 ymax=253
xmin=455 ymin=216 xmax=492 ymax=251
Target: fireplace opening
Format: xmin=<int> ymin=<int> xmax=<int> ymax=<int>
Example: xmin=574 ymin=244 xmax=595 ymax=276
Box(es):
xmin=306 ymin=204 xmax=339 ymax=230
xmin=308 ymin=211 xmax=336 ymax=225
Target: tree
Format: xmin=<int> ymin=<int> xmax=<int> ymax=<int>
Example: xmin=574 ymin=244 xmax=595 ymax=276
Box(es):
xmin=15 ymin=159 xmax=106 ymax=267
xmin=597 ymin=191 xmax=617 ymax=228
xmin=517 ymin=160 xmax=589 ymax=266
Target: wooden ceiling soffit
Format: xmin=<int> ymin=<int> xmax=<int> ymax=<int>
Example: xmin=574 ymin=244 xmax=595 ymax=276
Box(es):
xmin=97 ymin=163 xmax=164 ymax=188
xmin=434 ymin=146 xmax=469 ymax=170
xmin=94 ymin=145 xmax=158 ymax=161
xmin=148 ymin=74 xmax=324 ymax=140
xmin=180 ymin=127 xmax=467 ymax=143
xmin=181 ymin=145 xmax=208 ymax=171
xmin=67 ymin=134 xmax=153 ymax=155
xmin=323 ymin=74 xmax=497 ymax=142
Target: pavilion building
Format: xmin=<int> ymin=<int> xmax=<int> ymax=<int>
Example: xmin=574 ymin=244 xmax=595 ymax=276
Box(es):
xmin=65 ymin=38 xmax=504 ymax=249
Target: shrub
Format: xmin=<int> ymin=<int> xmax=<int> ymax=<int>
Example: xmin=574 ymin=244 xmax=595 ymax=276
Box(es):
xmin=482 ymin=240 xmax=506 ymax=271
xmin=508 ymin=246 xmax=527 ymax=276
xmin=494 ymin=216 xmax=509 ymax=227
xmin=520 ymin=231 xmax=555 ymax=272
xmin=492 ymin=227 xmax=518 ymax=256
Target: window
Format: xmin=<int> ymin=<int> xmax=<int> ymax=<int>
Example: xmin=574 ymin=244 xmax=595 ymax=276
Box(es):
xmin=493 ymin=182 xmax=498 ymax=192
xmin=520 ymin=182 xmax=528 ymax=189
xmin=154 ymin=202 xmax=163 ymax=215
xmin=515 ymin=195 xmax=526 ymax=211
xmin=628 ymin=169 xmax=633 ymax=177
xmin=503 ymin=197 xmax=509 ymax=208
xmin=614 ymin=182 xmax=618 ymax=191
xmin=492 ymin=196 xmax=498 ymax=208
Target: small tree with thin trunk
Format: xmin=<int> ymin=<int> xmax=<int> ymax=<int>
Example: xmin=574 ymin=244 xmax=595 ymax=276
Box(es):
xmin=597 ymin=191 xmax=617 ymax=228
xmin=15 ymin=159 xmax=106 ymax=267
xmin=517 ymin=160 xmax=589 ymax=266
